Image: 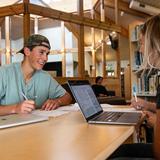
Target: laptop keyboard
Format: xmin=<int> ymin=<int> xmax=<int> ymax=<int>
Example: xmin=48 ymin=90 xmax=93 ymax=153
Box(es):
xmin=91 ymin=112 xmax=124 ymax=122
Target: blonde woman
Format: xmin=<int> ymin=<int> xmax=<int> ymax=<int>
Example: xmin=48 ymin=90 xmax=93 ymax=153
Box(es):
xmin=109 ymin=14 xmax=160 ymax=160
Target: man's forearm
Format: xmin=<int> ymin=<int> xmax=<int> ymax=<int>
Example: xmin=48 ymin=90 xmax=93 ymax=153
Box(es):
xmin=0 ymin=105 xmax=17 ymax=116
xmin=57 ymin=92 xmax=72 ymax=106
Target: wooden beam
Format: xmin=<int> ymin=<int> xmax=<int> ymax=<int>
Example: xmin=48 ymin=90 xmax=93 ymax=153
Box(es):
xmin=77 ymin=0 xmax=85 ymax=78
xmin=5 ymin=16 xmax=11 ymax=64
xmin=94 ymin=10 xmax=128 ymax=38
xmin=115 ymin=0 xmax=121 ymax=80
xmin=61 ymin=21 xmax=66 ymax=77
xmin=104 ymin=0 xmax=149 ymax=18
xmin=115 ymin=0 xmax=118 ymax=24
xmin=91 ymin=9 xmax=96 ymax=77
xmin=64 ymin=22 xmax=79 ymax=39
xmin=23 ymin=1 xmax=30 ymax=44
xmin=0 ymin=4 xmax=24 ymax=18
xmin=27 ymin=3 xmax=121 ymax=32
xmin=100 ymin=0 xmax=106 ymax=77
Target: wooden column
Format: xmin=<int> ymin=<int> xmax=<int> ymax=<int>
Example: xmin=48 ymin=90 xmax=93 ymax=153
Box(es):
xmin=115 ymin=0 xmax=121 ymax=96
xmin=115 ymin=0 xmax=120 ymax=79
xmin=61 ymin=21 xmax=66 ymax=77
xmin=77 ymin=0 xmax=85 ymax=78
xmin=23 ymin=0 xmax=30 ymax=44
xmin=100 ymin=0 xmax=106 ymax=77
xmin=91 ymin=8 xmax=96 ymax=77
xmin=5 ymin=16 xmax=11 ymax=64
xmin=34 ymin=16 xmax=38 ymax=34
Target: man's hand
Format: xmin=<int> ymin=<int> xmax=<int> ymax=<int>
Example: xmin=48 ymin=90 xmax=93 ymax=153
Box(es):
xmin=15 ymin=100 xmax=35 ymax=114
xmin=41 ymin=99 xmax=61 ymax=111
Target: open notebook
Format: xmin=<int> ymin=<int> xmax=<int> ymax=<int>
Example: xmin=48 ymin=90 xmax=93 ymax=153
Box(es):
xmin=68 ymin=80 xmax=141 ymax=125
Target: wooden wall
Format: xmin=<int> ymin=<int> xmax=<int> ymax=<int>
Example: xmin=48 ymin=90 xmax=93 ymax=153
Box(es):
xmin=54 ymin=76 xmax=121 ymax=96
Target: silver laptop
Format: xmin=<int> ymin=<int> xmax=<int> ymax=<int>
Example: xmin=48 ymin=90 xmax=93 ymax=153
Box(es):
xmin=68 ymin=80 xmax=141 ymax=125
xmin=0 ymin=113 xmax=48 ymax=129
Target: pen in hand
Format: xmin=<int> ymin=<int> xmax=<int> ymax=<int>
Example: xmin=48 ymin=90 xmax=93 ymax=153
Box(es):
xmin=133 ymin=92 xmax=138 ymax=102
xmin=20 ymin=92 xmax=28 ymax=100
xmin=20 ymin=92 xmax=35 ymax=112
xmin=133 ymin=86 xmax=141 ymax=110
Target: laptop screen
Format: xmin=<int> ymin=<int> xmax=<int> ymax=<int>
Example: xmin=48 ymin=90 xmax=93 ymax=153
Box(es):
xmin=68 ymin=81 xmax=102 ymax=119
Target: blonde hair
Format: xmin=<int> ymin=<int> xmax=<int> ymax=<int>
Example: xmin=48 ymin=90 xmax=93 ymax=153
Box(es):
xmin=140 ymin=14 xmax=160 ymax=73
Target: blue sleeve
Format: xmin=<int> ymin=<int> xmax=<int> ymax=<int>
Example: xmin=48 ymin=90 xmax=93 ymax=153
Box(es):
xmin=48 ymin=77 xmax=66 ymax=99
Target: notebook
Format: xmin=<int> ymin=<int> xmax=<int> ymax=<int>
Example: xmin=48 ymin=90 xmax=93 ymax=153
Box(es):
xmin=68 ymin=80 xmax=141 ymax=125
xmin=0 ymin=113 xmax=48 ymax=129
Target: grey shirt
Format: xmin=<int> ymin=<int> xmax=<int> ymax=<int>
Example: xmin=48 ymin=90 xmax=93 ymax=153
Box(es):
xmin=0 ymin=62 xmax=66 ymax=108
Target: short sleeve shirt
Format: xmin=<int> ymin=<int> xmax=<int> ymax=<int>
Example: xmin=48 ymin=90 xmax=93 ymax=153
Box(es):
xmin=0 ymin=62 xmax=66 ymax=108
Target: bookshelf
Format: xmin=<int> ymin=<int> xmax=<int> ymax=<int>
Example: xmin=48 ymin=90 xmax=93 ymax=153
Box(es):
xmin=129 ymin=21 xmax=157 ymax=98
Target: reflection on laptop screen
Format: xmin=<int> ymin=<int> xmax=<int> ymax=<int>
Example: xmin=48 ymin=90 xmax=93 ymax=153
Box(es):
xmin=71 ymin=85 xmax=102 ymax=118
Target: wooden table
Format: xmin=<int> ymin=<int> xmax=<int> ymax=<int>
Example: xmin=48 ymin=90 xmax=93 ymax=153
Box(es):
xmin=0 ymin=111 xmax=135 ymax=160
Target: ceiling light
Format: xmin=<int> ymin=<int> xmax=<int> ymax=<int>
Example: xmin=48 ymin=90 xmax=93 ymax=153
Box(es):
xmin=107 ymin=41 xmax=111 ymax=45
xmin=120 ymin=11 xmax=124 ymax=16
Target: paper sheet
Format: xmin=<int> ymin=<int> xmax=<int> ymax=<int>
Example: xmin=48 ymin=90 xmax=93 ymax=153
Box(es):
xmin=57 ymin=103 xmax=80 ymax=111
xmin=32 ymin=110 xmax=69 ymax=118
xmin=32 ymin=104 xmax=80 ymax=118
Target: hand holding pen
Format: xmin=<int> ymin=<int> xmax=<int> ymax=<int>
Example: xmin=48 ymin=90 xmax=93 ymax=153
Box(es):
xmin=132 ymin=86 xmax=142 ymax=110
xmin=13 ymin=92 xmax=35 ymax=114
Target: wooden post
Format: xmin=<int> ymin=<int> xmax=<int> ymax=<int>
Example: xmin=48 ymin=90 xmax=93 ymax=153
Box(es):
xmin=5 ymin=16 xmax=11 ymax=64
xmin=91 ymin=8 xmax=96 ymax=77
xmin=34 ymin=16 xmax=38 ymax=34
xmin=77 ymin=0 xmax=85 ymax=78
xmin=23 ymin=0 xmax=30 ymax=44
xmin=115 ymin=0 xmax=120 ymax=78
xmin=115 ymin=0 xmax=121 ymax=96
xmin=61 ymin=21 xmax=66 ymax=77
xmin=100 ymin=0 xmax=106 ymax=77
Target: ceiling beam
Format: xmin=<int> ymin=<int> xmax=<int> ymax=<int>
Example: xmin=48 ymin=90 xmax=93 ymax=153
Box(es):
xmin=27 ymin=3 xmax=121 ymax=32
xmin=0 ymin=4 xmax=24 ymax=18
xmin=94 ymin=10 xmax=128 ymax=37
xmin=101 ymin=0 xmax=150 ymax=18
xmin=64 ymin=22 xmax=79 ymax=39
xmin=0 ymin=3 xmax=121 ymax=33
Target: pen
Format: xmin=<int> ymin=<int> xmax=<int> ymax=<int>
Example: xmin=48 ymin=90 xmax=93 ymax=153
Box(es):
xmin=134 ymin=92 xmax=141 ymax=109
xmin=133 ymin=86 xmax=137 ymax=101
xmin=21 ymin=92 xmax=28 ymax=100
xmin=133 ymin=92 xmax=138 ymax=102
xmin=133 ymin=86 xmax=141 ymax=110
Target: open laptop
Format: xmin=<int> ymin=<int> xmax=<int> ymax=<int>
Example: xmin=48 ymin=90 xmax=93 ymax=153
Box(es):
xmin=0 ymin=113 xmax=48 ymax=129
xmin=68 ymin=80 xmax=141 ymax=125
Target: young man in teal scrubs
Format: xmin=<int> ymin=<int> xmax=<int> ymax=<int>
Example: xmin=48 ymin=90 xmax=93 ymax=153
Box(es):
xmin=0 ymin=34 xmax=72 ymax=115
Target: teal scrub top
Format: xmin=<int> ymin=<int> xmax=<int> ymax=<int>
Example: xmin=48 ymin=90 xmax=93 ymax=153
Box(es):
xmin=0 ymin=62 xmax=66 ymax=108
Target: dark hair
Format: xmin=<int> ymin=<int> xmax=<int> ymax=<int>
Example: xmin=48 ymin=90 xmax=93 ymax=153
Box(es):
xmin=95 ymin=76 xmax=103 ymax=83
